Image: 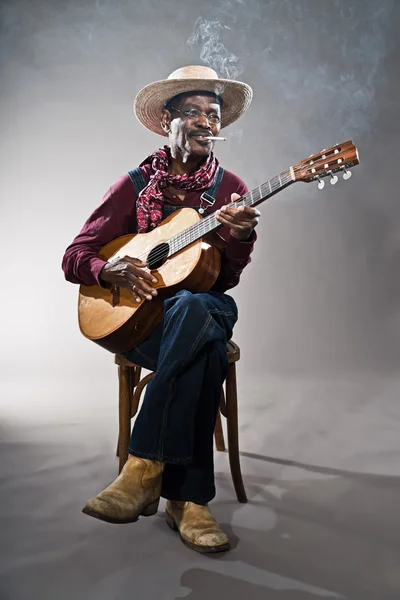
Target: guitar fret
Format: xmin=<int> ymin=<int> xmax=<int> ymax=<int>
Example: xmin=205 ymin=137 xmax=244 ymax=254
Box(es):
xmin=170 ymin=169 xmax=293 ymax=255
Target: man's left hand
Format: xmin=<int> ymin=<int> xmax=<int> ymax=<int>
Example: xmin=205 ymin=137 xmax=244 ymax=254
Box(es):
xmin=215 ymin=193 xmax=260 ymax=241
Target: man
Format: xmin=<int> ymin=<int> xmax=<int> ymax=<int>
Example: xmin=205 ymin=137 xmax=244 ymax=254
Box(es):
xmin=62 ymin=65 xmax=260 ymax=553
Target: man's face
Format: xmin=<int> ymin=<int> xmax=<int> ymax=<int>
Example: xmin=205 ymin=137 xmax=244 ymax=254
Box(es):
xmin=162 ymin=93 xmax=222 ymax=162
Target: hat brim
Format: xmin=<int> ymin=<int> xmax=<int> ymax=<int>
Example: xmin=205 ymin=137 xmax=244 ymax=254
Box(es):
xmin=134 ymin=77 xmax=253 ymax=137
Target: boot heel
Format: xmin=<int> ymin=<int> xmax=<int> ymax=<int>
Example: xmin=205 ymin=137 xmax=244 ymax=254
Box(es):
xmin=141 ymin=499 xmax=159 ymax=517
xmin=165 ymin=510 xmax=179 ymax=531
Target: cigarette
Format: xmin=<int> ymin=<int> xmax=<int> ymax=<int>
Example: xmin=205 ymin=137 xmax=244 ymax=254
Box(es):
xmin=204 ymin=136 xmax=227 ymax=141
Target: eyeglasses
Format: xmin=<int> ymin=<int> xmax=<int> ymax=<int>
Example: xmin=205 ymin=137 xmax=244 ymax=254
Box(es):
xmin=169 ymin=107 xmax=221 ymax=125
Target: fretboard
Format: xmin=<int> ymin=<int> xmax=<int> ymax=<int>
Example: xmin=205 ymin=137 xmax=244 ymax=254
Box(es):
xmin=168 ymin=168 xmax=294 ymax=256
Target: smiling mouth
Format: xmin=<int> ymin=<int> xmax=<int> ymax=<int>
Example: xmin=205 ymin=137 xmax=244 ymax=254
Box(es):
xmin=190 ymin=134 xmax=212 ymax=143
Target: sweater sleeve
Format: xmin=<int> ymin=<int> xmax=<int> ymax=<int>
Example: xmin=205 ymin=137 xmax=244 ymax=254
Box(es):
xmin=211 ymin=176 xmax=257 ymax=293
xmin=61 ymin=174 xmax=137 ymax=286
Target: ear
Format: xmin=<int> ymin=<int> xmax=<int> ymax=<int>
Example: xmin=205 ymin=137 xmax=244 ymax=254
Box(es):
xmin=161 ymin=109 xmax=171 ymax=134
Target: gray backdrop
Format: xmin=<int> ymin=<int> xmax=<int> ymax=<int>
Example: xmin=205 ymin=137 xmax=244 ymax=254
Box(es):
xmin=1 ymin=1 xmax=400 ymax=599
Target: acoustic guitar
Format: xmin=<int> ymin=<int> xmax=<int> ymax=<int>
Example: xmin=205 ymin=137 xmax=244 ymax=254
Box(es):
xmin=78 ymin=140 xmax=359 ymax=353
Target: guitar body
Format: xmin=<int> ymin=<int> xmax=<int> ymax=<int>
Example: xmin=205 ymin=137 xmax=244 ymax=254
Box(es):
xmin=78 ymin=208 xmax=222 ymax=353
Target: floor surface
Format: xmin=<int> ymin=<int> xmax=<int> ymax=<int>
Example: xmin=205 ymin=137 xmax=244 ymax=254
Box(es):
xmin=1 ymin=373 xmax=400 ymax=599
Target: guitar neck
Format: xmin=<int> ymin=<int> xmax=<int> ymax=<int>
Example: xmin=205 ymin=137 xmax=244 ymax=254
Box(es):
xmin=168 ymin=168 xmax=295 ymax=255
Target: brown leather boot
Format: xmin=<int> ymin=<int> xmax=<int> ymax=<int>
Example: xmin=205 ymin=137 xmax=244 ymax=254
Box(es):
xmin=165 ymin=500 xmax=230 ymax=553
xmin=82 ymin=455 xmax=164 ymax=524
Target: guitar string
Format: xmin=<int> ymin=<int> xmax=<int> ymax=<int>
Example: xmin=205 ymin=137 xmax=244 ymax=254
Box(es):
xmin=159 ymin=152 xmax=353 ymax=261
xmin=124 ymin=170 xmax=293 ymax=268
xmin=167 ymin=158 xmax=352 ymax=255
xmin=167 ymin=172 xmax=293 ymax=257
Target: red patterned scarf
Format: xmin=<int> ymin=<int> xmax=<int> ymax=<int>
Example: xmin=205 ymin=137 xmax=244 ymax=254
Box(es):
xmin=136 ymin=145 xmax=219 ymax=233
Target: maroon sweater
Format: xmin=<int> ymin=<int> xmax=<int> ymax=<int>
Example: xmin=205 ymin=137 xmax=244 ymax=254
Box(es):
xmin=62 ymin=163 xmax=256 ymax=292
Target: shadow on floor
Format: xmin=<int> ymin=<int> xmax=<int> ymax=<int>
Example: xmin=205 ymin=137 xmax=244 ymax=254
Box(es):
xmin=1 ymin=427 xmax=400 ymax=600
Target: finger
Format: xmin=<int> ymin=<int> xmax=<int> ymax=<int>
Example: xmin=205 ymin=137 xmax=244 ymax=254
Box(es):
xmin=119 ymin=264 xmax=156 ymax=290
xmin=136 ymin=282 xmax=158 ymax=298
xmin=130 ymin=284 xmax=152 ymax=303
xmin=220 ymin=206 xmax=259 ymax=218
xmin=138 ymin=269 xmax=158 ymax=285
xmin=233 ymin=215 xmax=260 ymax=227
xmin=129 ymin=276 xmax=157 ymax=301
xmin=219 ymin=204 xmax=244 ymax=214
xmin=235 ymin=221 xmax=259 ymax=231
xmin=240 ymin=206 xmax=260 ymax=217
xmin=216 ymin=210 xmax=247 ymax=225
xmin=216 ymin=213 xmax=240 ymax=228
xmin=216 ymin=215 xmax=233 ymax=229
xmin=124 ymin=271 xmax=153 ymax=298
xmin=124 ymin=257 xmax=158 ymax=283
xmin=216 ymin=212 xmax=258 ymax=234
xmin=218 ymin=207 xmax=246 ymax=220
xmin=237 ymin=205 xmax=260 ymax=216
xmin=124 ymin=256 xmax=147 ymax=268
xmin=230 ymin=193 xmax=241 ymax=202
xmin=128 ymin=263 xmax=158 ymax=285
xmin=217 ymin=210 xmax=259 ymax=229
xmin=129 ymin=283 xmax=142 ymax=304
xmin=121 ymin=257 xmax=154 ymax=286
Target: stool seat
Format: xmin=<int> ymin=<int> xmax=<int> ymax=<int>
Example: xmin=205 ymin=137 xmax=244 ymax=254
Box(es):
xmin=114 ymin=339 xmax=247 ymax=503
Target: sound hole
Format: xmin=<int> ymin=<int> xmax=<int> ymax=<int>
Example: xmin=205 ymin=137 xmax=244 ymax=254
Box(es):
xmin=147 ymin=242 xmax=170 ymax=270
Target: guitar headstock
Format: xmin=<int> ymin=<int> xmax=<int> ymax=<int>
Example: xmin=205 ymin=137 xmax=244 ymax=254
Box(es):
xmin=293 ymin=140 xmax=359 ymax=188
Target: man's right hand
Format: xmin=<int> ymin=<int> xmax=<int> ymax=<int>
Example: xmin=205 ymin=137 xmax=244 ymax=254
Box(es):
xmin=99 ymin=256 xmax=158 ymax=303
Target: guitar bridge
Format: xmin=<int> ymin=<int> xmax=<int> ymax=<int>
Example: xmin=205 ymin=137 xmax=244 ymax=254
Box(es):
xmin=111 ymin=285 xmax=120 ymax=307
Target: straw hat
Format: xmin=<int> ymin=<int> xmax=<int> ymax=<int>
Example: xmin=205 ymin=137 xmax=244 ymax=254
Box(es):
xmin=134 ymin=65 xmax=253 ymax=137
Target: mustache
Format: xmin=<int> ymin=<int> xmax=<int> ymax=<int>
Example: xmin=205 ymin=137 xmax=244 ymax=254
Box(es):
xmin=188 ymin=130 xmax=212 ymax=137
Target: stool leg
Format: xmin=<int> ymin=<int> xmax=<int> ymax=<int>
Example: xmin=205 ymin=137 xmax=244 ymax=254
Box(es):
xmin=214 ymin=409 xmax=225 ymax=451
xmin=226 ymin=362 xmax=248 ymax=503
xmin=118 ymin=366 xmax=131 ymax=474
xmin=133 ymin=366 xmax=142 ymax=387
xmin=116 ymin=367 xmax=135 ymax=457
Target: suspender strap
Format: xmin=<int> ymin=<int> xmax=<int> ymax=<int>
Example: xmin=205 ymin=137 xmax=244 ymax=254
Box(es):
xmin=200 ymin=166 xmax=224 ymax=206
xmin=128 ymin=167 xmax=146 ymax=197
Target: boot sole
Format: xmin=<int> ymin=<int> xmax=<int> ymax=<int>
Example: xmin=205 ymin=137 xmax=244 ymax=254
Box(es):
xmin=82 ymin=498 xmax=159 ymax=524
xmin=165 ymin=510 xmax=230 ymax=554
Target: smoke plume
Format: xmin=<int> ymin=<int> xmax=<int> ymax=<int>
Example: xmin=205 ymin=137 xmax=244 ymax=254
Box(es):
xmin=187 ymin=17 xmax=244 ymax=80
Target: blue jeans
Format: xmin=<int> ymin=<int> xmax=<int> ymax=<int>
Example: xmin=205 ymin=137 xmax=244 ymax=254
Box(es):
xmin=123 ymin=289 xmax=238 ymax=505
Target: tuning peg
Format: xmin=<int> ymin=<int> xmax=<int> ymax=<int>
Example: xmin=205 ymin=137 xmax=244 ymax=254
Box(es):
xmin=342 ymin=168 xmax=352 ymax=180
xmin=317 ymin=176 xmax=325 ymax=190
xmin=330 ymin=173 xmax=338 ymax=185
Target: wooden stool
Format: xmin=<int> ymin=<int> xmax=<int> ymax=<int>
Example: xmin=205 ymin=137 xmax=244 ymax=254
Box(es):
xmin=114 ymin=340 xmax=247 ymax=503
